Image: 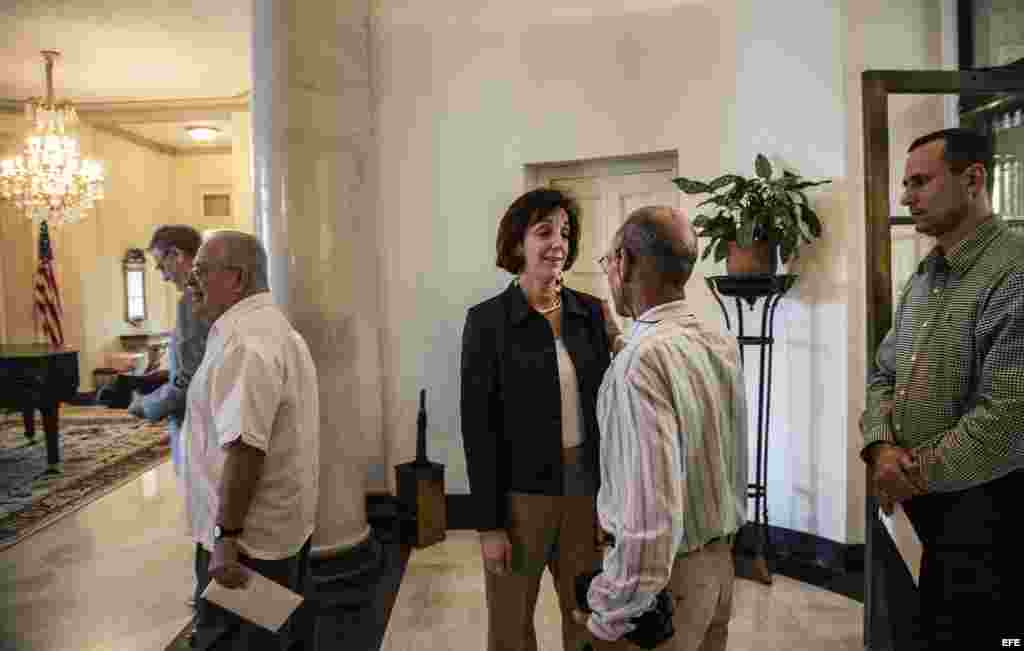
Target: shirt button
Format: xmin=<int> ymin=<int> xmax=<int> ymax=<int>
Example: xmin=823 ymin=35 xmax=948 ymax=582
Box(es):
xmin=932 ymin=288 xmax=941 ymax=295
xmin=911 ymin=354 xmax=917 ymax=363
xmin=923 ymin=321 xmax=929 ymax=328
xmin=895 ymin=424 xmax=902 ymax=432
xmin=898 ymin=389 xmax=907 ymax=398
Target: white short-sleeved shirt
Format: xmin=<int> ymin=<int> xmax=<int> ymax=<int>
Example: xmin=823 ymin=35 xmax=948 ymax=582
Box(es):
xmin=181 ymin=292 xmax=319 ymax=560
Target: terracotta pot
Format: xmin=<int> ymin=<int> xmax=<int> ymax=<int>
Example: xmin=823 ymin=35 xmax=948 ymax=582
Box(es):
xmin=726 ymin=240 xmax=777 ymax=276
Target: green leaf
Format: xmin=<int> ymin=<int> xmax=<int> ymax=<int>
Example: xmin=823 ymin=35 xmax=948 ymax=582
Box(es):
xmin=697 ymin=195 xmax=729 ymax=208
xmin=797 ymin=215 xmax=814 ymax=242
xmin=737 ymin=219 xmax=756 ymax=247
xmin=714 ymin=238 xmax=730 ymax=262
xmin=672 ymin=177 xmax=711 ymax=194
xmin=755 ymin=153 xmax=772 ymax=180
xmin=692 ymin=214 xmax=709 ymax=229
xmin=789 ymin=179 xmax=832 ymax=191
xmin=779 ymin=240 xmax=793 ymax=265
xmin=708 ymin=174 xmax=744 ymax=191
xmin=801 ymin=205 xmax=823 ymax=238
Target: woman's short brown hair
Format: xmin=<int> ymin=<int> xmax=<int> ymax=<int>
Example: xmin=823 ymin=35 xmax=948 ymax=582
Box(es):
xmin=495 ymin=188 xmax=581 ymax=274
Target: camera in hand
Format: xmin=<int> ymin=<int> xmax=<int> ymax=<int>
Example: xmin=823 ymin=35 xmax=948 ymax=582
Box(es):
xmin=575 ymin=570 xmax=675 ymax=649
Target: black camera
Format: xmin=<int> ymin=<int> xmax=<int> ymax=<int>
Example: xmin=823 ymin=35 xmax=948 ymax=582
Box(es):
xmin=574 ymin=570 xmax=675 ymax=649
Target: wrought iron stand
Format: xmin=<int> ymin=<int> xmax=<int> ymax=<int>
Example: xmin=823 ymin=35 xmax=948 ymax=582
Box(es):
xmin=706 ymin=274 xmax=797 ymax=585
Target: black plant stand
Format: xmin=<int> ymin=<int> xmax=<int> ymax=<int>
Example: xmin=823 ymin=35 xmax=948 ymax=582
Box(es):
xmin=706 ymin=274 xmax=797 ymax=585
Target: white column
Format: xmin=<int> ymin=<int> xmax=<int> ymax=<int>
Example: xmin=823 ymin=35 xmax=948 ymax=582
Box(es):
xmin=251 ymin=0 xmax=382 ymax=558
xmin=230 ymin=109 xmax=254 ymax=233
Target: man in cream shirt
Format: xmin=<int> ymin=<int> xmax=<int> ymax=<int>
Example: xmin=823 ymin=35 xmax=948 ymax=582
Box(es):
xmin=182 ymin=230 xmax=319 ymax=650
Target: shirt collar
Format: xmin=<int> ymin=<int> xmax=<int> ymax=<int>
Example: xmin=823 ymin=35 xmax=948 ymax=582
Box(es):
xmin=210 ymin=292 xmax=275 ymax=335
xmin=917 ymin=215 xmax=1004 ymax=276
xmin=632 ymin=300 xmax=693 ymax=325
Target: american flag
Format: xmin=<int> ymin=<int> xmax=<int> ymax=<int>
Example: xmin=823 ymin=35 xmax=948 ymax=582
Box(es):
xmin=34 ymin=220 xmax=65 ymax=347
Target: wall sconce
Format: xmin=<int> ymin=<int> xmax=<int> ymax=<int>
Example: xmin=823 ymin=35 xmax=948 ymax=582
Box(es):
xmin=123 ymin=248 xmax=147 ymax=326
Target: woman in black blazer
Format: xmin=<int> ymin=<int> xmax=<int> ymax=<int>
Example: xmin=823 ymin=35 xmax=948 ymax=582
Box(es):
xmin=460 ymin=188 xmax=627 ymax=651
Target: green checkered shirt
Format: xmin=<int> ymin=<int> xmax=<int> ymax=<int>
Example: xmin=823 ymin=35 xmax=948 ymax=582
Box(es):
xmin=862 ymin=216 xmax=1024 ymax=492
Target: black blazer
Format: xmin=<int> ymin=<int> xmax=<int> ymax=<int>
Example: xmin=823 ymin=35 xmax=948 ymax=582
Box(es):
xmin=460 ymin=282 xmax=612 ymax=531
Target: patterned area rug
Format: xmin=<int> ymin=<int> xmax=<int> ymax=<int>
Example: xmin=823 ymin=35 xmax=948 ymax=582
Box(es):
xmin=0 ymin=405 xmax=170 ymax=550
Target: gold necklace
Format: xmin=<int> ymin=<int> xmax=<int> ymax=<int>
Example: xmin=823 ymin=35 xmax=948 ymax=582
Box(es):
xmin=535 ymin=295 xmax=562 ymax=314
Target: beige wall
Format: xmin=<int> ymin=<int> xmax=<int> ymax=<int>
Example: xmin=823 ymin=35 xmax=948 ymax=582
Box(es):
xmin=0 ymin=118 xmax=178 ymax=388
xmin=173 ymin=151 xmax=238 ymax=230
xmin=0 ymin=112 xmax=253 ymax=389
xmin=372 ymin=0 xmax=947 ymax=544
xmin=843 ymin=0 xmax=946 ymax=545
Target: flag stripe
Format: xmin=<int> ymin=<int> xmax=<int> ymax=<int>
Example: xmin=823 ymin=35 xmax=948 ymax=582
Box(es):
xmin=34 ymin=221 xmax=64 ymax=347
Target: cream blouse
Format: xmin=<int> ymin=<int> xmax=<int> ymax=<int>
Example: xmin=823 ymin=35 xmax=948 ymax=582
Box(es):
xmin=554 ymin=337 xmax=584 ymax=448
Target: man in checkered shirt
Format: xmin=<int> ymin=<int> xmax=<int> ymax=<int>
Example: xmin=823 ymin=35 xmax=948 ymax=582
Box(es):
xmin=861 ymin=128 xmax=1024 ymax=649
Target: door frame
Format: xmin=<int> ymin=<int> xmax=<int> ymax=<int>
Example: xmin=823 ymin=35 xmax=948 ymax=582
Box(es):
xmin=861 ymin=67 xmax=1024 ymax=650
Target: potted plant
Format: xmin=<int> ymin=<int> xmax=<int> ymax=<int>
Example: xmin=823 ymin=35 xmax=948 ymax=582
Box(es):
xmin=672 ymin=154 xmax=831 ymax=275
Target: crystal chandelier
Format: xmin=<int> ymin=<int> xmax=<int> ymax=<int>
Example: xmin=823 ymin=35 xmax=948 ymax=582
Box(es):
xmin=0 ymin=50 xmax=105 ymax=226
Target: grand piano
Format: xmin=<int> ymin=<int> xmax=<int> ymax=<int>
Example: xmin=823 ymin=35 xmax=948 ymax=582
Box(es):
xmin=0 ymin=344 xmax=80 ymax=470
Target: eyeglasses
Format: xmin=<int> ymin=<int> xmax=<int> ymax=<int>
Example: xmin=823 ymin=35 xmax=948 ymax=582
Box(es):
xmin=597 ymin=248 xmax=621 ymax=273
xmin=152 ymin=248 xmax=178 ymax=272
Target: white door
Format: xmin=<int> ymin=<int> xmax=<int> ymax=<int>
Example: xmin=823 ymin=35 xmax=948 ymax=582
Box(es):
xmin=531 ymin=154 xmax=725 ymax=333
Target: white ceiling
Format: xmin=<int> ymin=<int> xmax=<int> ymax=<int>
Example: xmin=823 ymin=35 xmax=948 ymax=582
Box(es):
xmin=0 ymin=0 xmax=251 ymax=103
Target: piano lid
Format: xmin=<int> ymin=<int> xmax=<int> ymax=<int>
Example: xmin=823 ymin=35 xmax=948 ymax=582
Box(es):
xmin=0 ymin=343 xmax=80 ymax=358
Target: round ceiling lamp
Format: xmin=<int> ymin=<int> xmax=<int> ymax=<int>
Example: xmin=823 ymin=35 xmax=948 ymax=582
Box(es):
xmin=185 ymin=125 xmax=222 ymax=142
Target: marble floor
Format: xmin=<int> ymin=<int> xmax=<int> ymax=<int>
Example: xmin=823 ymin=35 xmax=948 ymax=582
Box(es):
xmin=0 ymin=461 xmax=863 ymax=651
xmin=0 ymin=461 xmax=194 ymax=651
xmin=381 ymin=531 xmax=864 ymax=651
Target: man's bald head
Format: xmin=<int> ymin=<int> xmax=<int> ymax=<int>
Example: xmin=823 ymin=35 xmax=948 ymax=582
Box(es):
xmin=617 ymin=206 xmax=699 ymax=290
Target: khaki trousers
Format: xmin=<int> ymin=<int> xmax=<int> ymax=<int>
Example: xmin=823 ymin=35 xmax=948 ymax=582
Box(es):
xmin=663 ymin=537 xmax=735 ymax=651
xmin=485 ymin=491 xmax=630 ymax=651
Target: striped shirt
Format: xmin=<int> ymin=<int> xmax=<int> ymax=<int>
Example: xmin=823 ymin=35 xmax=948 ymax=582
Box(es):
xmin=587 ymin=300 xmax=748 ymax=641
xmin=862 ymin=216 xmax=1024 ymax=492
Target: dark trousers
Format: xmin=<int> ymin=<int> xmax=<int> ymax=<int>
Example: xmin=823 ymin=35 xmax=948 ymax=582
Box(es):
xmin=901 ymin=470 xmax=1024 ymax=649
xmin=194 ymin=537 xmax=312 ymax=651
xmin=95 ymin=372 xmax=165 ymax=408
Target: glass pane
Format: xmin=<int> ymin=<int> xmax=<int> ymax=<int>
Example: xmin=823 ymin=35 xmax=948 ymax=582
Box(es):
xmin=126 ymin=270 xmax=145 ymax=321
xmin=962 ymin=93 xmax=1024 ymax=223
xmin=890 ymin=225 xmax=934 ymax=318
xmin=971 ymin=0 xmax=1024 ymax=68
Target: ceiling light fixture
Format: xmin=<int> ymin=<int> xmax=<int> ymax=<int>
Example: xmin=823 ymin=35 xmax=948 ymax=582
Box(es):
xmin=0 ymin=50 xmax=105 ymax=227
xmin=186 ymin=126 xmax=222 ymax=142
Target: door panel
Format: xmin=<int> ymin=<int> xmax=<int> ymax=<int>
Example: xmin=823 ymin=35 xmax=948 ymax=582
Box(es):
xmin=536 ymin=155 xmax=724 ymax=332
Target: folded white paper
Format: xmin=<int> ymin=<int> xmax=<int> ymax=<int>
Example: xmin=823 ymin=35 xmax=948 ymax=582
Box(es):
xmin=201 ymin=570 xmax=304 ymax=632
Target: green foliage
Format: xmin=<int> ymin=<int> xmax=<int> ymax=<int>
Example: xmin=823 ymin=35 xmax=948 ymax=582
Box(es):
xmin=672 ymin=154 xmax=831 ymax=264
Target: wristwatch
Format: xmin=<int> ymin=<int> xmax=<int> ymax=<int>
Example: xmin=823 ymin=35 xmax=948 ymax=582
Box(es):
xmin=213 ymin=524 xmax=244 ymax=541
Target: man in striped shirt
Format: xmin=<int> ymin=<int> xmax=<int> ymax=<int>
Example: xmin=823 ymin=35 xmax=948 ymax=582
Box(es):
xmin=575 ymin=206 xmax=748 ymax=650
xmin=861 ymin=128 xmax=1024 ymax=648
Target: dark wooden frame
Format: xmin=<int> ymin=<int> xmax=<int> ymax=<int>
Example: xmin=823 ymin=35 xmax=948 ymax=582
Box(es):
xmin=122 ymin=248 xmax=148 ymax=326
xmin=862 ymin=68 xmax=1024 ymax=650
